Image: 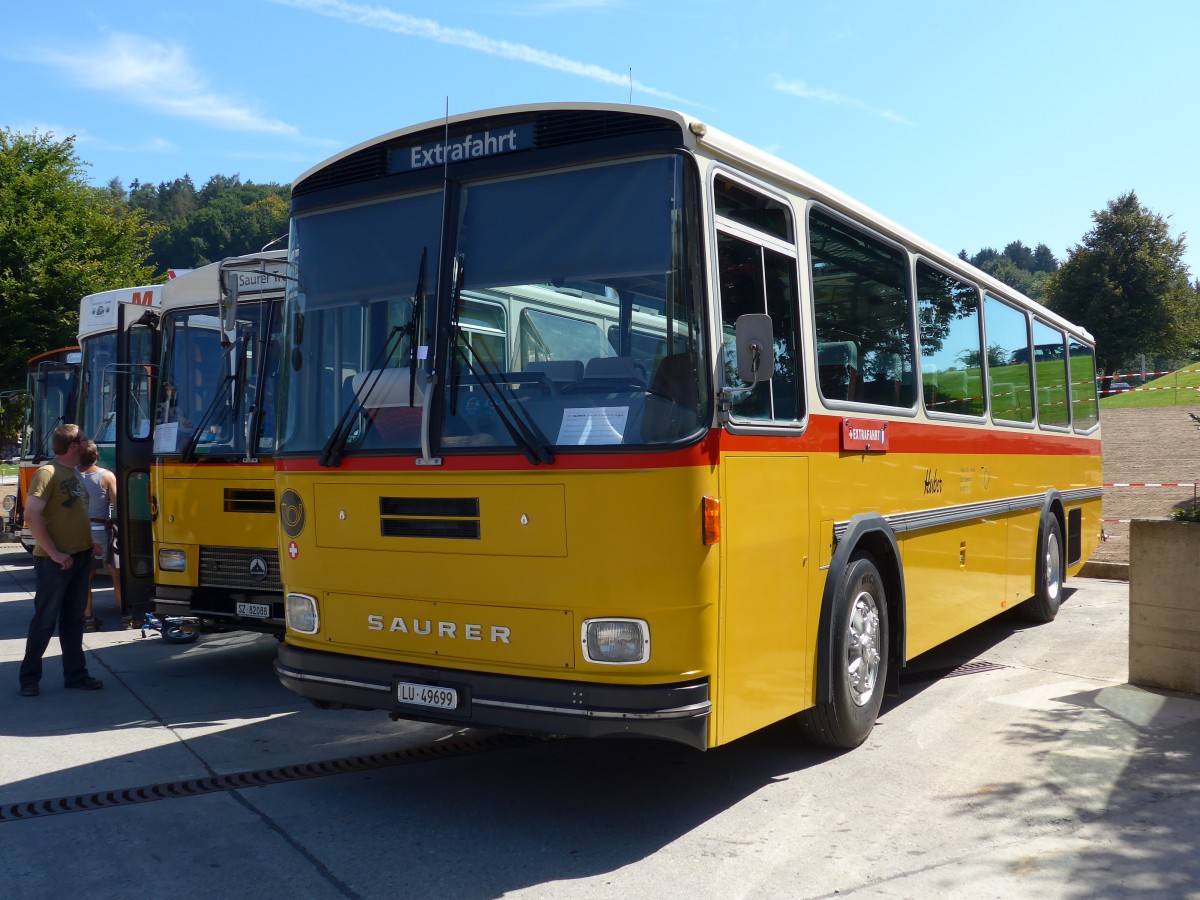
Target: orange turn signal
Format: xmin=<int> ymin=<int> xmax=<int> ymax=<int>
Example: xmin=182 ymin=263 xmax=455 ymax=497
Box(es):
xmin=702 ymin=495 xmax=721 ymax=545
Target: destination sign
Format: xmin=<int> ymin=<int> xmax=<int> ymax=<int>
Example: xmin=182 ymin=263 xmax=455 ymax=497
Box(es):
xmin=390 ymin=124 xmax=534 ymax=174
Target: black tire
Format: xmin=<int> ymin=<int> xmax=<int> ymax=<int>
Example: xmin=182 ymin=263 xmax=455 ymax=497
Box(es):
xmin=799 ymin=554 xmax=889 ymax=749
xmin=161 ymin=620 xmax=200 ymax=644
xmin=1020 ymin=515 xmax=1064 ymax=623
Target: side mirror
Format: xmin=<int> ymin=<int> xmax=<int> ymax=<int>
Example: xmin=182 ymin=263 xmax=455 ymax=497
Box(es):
xmin=218 ymin=270 xmax=240 ymax=345
xmin=735 ymin=313 xmax=775 ymax=384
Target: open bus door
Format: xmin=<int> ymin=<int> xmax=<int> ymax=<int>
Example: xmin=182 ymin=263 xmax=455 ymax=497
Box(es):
xmin=115 ymin=304 xmax=159 ymax=621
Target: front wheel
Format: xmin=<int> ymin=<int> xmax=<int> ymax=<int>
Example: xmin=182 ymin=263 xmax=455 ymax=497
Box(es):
xmin=161 ymin=620 xmax=201 ymax=644
xmin=1020 ymin=516 xmax=1063 ymax=623
xmin=799 ymin=554 xmax=889 ymax=749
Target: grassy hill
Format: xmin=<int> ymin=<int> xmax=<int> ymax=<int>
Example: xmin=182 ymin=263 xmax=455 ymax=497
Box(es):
xmin=1100 ymin=364 xmax=1200 ymax=408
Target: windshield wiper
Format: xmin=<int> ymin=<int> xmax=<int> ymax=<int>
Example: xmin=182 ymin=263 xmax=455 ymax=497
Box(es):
xmin=181 ymin=364 xmax=237 ymax=463
xmin=453 ymin=341 xmax=554 ymax=465
xmin=448 ymin=260 xmax=553 ymax=465
xmin=320 ymin=249 xmax=427 ymax=468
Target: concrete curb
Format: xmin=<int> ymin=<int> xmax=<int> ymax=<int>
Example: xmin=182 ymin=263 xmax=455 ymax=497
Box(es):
xmin=1079 ymin=560 xmax=1130 ymax=581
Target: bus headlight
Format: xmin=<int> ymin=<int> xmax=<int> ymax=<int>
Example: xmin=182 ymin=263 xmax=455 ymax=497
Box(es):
xmin=582 ymin=618 xmax=650 ymax=664
xmin=286 ymin=593 xmax=320 ymax=634
xmin=158 ymin=549 xmax=187 ymax=572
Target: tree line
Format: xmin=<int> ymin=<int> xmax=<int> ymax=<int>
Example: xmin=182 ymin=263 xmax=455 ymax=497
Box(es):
xmin=2 ymin=127 xmax=1198 ymax=412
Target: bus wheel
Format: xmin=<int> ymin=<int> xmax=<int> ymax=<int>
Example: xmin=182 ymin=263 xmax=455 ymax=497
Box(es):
xmin=1020 ymin=516 xmax=1063 ymax=623
xmin=799 ymin=554 xmax=888 ymax=749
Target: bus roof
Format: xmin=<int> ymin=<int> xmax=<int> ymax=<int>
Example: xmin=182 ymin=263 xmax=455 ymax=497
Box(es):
xmin=27 ymin=346 xmax=81 ymax=366
xmin=292 ymin=102 xmax=1092 ymax=345
xmin=78 ymin=284 xmax=164 ymax=339
xmin=161 ymin=250 xmax=288 ymax=310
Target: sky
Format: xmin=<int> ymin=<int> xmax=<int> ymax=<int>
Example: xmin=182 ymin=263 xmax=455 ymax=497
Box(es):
xmin=4 ymin=0 xmax=1199 ymax=278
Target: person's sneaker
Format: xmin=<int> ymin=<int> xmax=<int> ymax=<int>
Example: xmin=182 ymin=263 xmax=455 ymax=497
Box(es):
xmin=83 ymin=616 xmax=103 ymax=632
xmin=121 ymin=615 xmax=134 ymax=630
xmin=19 ymin=683 xmax=39 ymax=697
xmin=65 ymin=676 xmax=103 ymax=691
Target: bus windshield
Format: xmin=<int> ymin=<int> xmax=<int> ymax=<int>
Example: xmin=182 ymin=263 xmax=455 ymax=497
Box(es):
xmin=156 ymin=299 xmax=281 ymax=459
xmin=80 ymin=332 xmax=118 ymax=444
xmin=280 ymin=153 xmax=707 ymax=458
xmin=22 ymin=361 xmax=80 ymax=462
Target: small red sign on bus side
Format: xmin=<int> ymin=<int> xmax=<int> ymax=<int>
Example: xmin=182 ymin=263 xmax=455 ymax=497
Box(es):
xmin=841 ymin=418 xmax=889 ymax=452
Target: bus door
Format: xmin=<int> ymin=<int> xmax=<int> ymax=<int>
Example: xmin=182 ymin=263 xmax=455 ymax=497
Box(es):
xmin=715 ymin=214 xmax=811 ymax=744
xmin=115 ymin=304 xmax=159 ymax=620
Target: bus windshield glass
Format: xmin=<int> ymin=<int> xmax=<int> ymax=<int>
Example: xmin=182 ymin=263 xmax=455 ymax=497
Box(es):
xmin=80 ymin=332 xmax=118 ymax=444
xmin=23 ymin=362 xmax=80 ymax=462
xmin=156 ymin=299 xmax=280 ymax=459
xmin=280 ymin=153 xmax=706 ymax=457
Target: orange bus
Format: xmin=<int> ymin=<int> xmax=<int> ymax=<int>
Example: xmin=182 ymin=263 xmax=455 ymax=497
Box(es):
xmin=270 ymin=103 xmax=1102 ymax=750
xmin=7 ymin=347 xmax=82 ymax=552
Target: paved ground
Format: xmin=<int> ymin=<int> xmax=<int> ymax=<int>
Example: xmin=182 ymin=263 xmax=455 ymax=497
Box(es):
xmin=3 ymin=543 xmax=1199 ymax=899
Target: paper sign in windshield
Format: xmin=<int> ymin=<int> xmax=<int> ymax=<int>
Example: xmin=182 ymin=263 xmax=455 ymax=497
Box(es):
xmin=153 ymin=421 xmax=179 ymax=454
xmin=557 ymin=407 xmax=629 ymax=446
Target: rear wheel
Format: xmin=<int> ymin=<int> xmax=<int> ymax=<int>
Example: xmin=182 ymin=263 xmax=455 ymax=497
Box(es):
xmin=799 ymin=554 xmax=889 ymax=749
xmin=1020 ymin=516 xmax=1063 ymax=623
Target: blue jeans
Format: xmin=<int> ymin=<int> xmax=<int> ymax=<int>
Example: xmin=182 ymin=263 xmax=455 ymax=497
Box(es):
xmin=19 ymin=551 xmax=93 ymax=687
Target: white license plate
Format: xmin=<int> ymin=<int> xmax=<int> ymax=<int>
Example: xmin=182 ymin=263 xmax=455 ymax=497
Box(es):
xmin=397 ymin=681 xmax=459 ymax=710
xmin=236 ymin=602 xmax=271 ymax=618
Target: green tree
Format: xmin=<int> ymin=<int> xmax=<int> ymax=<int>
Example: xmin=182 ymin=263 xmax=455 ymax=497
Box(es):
xmin=1044 ymin=191 xmax=1199 ymax=384
xmin=0 ymin=129 xmax=158 ymax=391
xmin=127 ymin=174 xmax=289 ymax=270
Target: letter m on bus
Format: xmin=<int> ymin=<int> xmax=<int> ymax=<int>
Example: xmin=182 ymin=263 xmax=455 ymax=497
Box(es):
xmin=132 ymin=290 xmax=155 ymax=306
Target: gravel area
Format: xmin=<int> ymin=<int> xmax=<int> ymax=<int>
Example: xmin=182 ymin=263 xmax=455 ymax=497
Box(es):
xmin=1092 ymin=406 xmax=1200 ymax=565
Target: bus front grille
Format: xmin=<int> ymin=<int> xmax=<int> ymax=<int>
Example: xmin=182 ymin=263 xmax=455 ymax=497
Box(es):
xmin=379 ymin=496 xmax=481 ymax=540
xmin=199 ymin=546 xmax=283 ymax=592
xmin=223 ymin=489 xmax=276 ymax=514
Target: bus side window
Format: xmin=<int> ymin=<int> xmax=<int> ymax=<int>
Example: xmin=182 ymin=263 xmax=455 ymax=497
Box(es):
xmin=810 ymin=208 xmax=914 ymax=410
xmin=716 ymin=231 xmax=801 ymax=424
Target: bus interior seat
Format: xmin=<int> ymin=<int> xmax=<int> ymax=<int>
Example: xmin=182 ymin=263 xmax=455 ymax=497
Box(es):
xmin=349 ymin=368 xmax=423 ymax=441
xmin=643 ymin=352 xmax=699 ymax=442
xmin=927 ymin=369 xmax=967 ymax=412
xmin=817 ymin=341 xmax=859 ymax=402
xmin=562 ymin=356 xmax=648 ymax=394
xmin=524 ymin=359 xmax=584 ymax=392
xmin=866 ymin=351 xmax=906 ymax=405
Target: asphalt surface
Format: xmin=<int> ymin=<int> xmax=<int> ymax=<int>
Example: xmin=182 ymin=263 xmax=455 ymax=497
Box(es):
xmin=2 ymin=542 xmax=1199 ymax=900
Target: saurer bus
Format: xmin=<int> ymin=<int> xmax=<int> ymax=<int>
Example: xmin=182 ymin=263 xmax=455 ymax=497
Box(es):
xmin=150 ymin=252 xmax=288 ymax=634
xmin=7 ymin=347 xmax=82 ymax=552
xmin=269 ymin=103 xmax=1102 ymax=750
xmin=77 ymin=283 xmax=165 ymax=602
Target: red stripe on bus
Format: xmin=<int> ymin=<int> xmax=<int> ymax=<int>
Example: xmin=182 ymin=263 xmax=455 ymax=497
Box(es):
xmin=276 ymin=415 xmax=1099 ymax=474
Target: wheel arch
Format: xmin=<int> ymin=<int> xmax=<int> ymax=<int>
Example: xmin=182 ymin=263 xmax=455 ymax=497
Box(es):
xmin=1038 ymin=490 xmax=1066 ymax=571
xmin=815 ymin=513 xmax=906 ymax=705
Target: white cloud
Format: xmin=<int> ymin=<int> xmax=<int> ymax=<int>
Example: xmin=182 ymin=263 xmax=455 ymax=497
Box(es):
xmin=6 ymin=121 xmax=178 ymax=154
xmin=268 ymin=0 xmax=693 ymax=105
xmin=29 ymin=33 xmax=306 ymax=139
xmin=769 ymin=75 xmax=913 ymax=127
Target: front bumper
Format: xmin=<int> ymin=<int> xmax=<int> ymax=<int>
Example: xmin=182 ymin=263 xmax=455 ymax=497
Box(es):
xmin=275 ymin=642 xmax=712 ymax=750
xmin=156 ymin=585 xmax=285 ymax=636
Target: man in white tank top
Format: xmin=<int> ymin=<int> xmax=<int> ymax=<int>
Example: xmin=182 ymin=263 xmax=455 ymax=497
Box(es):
xmin=78 ymin=440 xmax=121 ymax=630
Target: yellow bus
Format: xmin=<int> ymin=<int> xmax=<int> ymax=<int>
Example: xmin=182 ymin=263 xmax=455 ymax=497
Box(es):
xmin=152 ymin=252 xmax=287 ymax=635
xmin=271 ymin=103 xmax=1102 ymax=750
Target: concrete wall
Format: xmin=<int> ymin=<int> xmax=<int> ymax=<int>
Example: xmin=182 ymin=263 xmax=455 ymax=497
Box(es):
xmin=1129 ymin=519 xmax=1200 ymax=694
